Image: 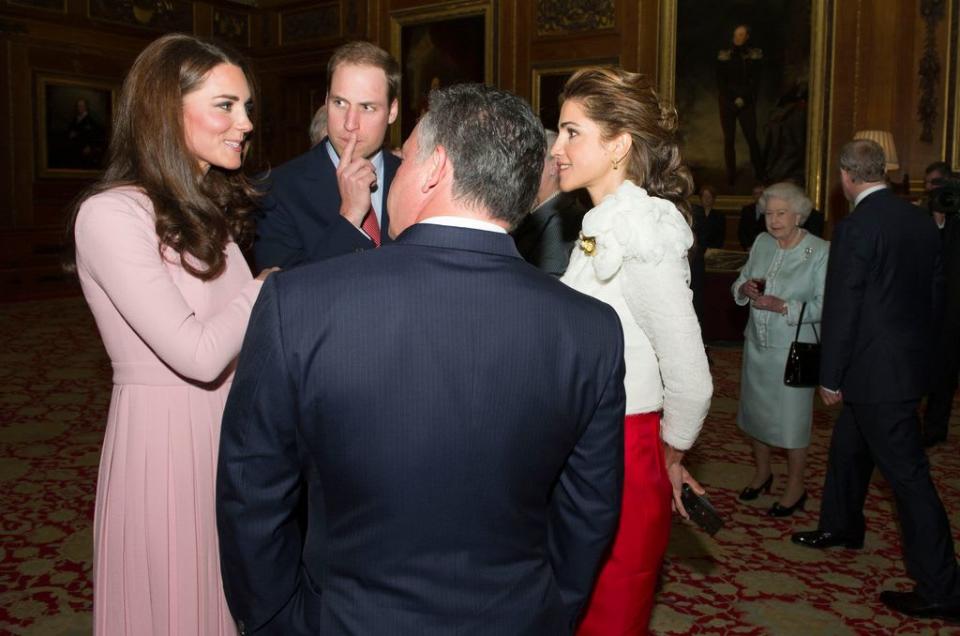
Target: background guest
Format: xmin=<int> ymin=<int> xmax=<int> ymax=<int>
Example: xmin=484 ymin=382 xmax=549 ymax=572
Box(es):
xmin=738 ymin=183 xmax=766 ymax=249
xmin=692 ymin=184 xmax=726 ymax=249
xmin=66 ymin=34 xmax=273 ymax=635
xmin=512 ymin=129 xmax=586 ymax=276
xmin=732 ymin=182 xmax=828 ymax=516
xmin=922 ymin=160 xmax=959 ymax=446
xmin=689 ymin=184 xmax=726 ymax=324
xmin=803 ymin=206 xmax=825 ymax=237
xmin=554 ymin=67 xmax=712 ymax=635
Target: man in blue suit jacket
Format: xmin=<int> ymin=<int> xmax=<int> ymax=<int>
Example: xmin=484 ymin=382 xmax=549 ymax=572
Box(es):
xmin=792 ymin=139 xmax=960 ymax=622
xmin=217 ymin=83 xmax=627 ymax=635
xmin=255 ymin=41 xmax=402 ymax=268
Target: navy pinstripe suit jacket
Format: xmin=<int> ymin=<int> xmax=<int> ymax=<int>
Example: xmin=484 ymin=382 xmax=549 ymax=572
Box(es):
xmin=218 ymin=223 xmax=626 ymax=635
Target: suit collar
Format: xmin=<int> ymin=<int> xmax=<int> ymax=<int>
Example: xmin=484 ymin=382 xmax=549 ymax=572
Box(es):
xmin=854 ymin=184 xmax=889 ymax=208
xmin=302 ymin=142 xmax=336 ymax=181
xmin=392 ymin=223 xmax=523 ymax=259
xmin=516 ymin=192 xmax=571 ymax=233
xmin=513 ymin=205 xmax=556 ymax=243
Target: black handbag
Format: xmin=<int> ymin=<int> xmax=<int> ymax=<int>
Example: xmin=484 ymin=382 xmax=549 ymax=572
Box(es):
xmin=783 ymin=302 xmax=820 ymax=387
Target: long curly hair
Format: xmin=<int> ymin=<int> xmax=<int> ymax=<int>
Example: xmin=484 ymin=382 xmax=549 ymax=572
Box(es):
xmin=560 ymin=67 xmax=693 ymax=224
xmin=65 ymin=33 xmax=259 ymax=280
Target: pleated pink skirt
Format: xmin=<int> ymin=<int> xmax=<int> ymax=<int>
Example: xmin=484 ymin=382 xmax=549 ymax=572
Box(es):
xmin=93 ymin=382 xmax=237 ymax=635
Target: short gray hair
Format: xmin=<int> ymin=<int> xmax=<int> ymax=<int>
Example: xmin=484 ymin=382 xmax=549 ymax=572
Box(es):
xmin=757 ymin=181 xmax=813 ymax=224
xmin=309 ymin=105 xmax=327 ymax=147
xmin=544 ymin=129 xmax=558 ymax=160
xmin=417 ymin=84 xmax=546 ymax=228
xmin=839 ymin=139 xmax=886 ymax=183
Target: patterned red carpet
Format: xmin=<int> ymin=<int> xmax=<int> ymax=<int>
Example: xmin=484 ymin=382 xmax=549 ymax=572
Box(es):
xmin=2 ymin=297 xmax=959 ymax=634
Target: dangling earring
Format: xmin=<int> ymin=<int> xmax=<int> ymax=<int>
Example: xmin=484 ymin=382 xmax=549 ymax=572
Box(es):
xmin=611 ymin=156 xmax=621 ymax=171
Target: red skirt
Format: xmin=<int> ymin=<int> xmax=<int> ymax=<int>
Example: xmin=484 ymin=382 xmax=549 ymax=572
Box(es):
xmin=577 ymin=412 xmax=673 ymax=636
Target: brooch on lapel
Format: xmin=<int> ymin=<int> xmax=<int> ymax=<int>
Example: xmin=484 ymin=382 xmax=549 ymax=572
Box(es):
xmin=803 ymin=246 xmax=814 ymax=261
xmin=578 ymin=231 xmax=597 ymax=256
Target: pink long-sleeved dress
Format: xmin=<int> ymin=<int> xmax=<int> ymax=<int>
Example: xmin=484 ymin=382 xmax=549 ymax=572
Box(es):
xmin=74 ymin=187 xmax=262 ymax=635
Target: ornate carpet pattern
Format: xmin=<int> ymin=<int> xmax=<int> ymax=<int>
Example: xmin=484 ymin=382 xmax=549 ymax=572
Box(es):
xmin=2 ymin=298 xmax=959 ymax=634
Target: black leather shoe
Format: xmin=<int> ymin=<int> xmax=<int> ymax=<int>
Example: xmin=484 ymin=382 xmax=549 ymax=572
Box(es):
xmin=791 ymin=529 xmax=863 ymax=549
xmin=738 ymin=474 xmax=773 ymax=501
xmin=880 ymin=590 xmax=960 ymax=622
xmin=768 ymin=491 xmax=806 ymax=517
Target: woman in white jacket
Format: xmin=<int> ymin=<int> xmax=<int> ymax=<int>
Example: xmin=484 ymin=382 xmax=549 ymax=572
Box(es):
xmin=555 ymin=67 xmax=712 ymax=635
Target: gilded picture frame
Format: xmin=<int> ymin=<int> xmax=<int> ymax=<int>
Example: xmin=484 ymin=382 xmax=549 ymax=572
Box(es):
xmin=36 ymin=74 xmax=117 ymax=179
xmin=389 ymin=0 xmax=495 ymax=146
xmin=658 ymin=0 xmax=832 ymax=210
xmin=949 ymin=0 xmax=960 ymax=171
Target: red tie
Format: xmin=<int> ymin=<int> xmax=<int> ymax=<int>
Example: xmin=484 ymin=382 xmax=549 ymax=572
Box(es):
xmin=362 ymin=206 xmax=381 ymax=247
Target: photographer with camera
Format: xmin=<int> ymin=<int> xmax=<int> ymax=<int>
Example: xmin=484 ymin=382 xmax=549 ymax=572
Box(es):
xmin=923 ymin=161 xmax=960 ymax=447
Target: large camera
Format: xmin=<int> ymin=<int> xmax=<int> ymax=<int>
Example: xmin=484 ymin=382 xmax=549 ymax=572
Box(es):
xmin=929 ymin=177 xmax=960 ymax=215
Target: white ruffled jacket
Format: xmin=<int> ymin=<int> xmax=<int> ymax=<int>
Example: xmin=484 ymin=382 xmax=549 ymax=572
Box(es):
xmin=561 ymin=180 xmax=712 ymax=451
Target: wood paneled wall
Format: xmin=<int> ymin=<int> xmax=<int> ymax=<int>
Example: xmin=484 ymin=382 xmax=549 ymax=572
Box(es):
xmin=826 ymin=0 xmax=958 ymax=224
xmin=1 ymin=0 xmax=957 ymax=299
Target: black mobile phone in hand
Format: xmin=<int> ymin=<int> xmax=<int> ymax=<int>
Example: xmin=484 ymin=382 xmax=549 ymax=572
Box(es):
xmin=681 ymin=483 xmax=724 ymax=536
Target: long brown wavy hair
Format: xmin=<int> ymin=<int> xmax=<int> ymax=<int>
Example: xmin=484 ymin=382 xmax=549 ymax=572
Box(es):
xmin=560 ymin=67 xmax=693 ymax=223
xmin=65 ymin=33 xmax=259 ymax=280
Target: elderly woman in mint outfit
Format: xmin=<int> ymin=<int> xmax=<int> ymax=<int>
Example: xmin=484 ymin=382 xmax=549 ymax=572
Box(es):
xmin=733 ymin=181 xmax=829 ymax=517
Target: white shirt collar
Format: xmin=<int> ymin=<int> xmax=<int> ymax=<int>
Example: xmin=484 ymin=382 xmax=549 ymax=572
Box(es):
xmin=420 ymin=216 xmax=508 ymax=234
xmin=854 ymin=184 xmax=887 ymax=208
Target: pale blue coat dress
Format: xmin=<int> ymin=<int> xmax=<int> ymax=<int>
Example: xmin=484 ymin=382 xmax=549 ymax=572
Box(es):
xmin=731 ymin=231 xmax=829 ymax=448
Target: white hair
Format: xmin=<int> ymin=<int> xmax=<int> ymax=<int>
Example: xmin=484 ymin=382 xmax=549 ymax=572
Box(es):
xmin=757 ymin=181 xmax=813 ymax=223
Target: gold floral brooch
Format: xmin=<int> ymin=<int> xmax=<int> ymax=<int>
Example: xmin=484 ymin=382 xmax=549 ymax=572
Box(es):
xmin=578 ymin=231 xmax=596 ymax=256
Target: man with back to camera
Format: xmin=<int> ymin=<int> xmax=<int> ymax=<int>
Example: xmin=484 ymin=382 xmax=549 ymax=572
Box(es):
xmin=792 ymin=139 xmax=960 ymax=621
xmin=217 ymin=83 xmax=627 ymax=635
xmin=255 ymin=41 xmax=401 ymax=268
xmin=511 ymin=129 xmax=586 ymax=276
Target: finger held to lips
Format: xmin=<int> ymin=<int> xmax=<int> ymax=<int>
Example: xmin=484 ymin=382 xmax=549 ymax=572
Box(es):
xmin=339 ymin=135 xmax=357 ymax=170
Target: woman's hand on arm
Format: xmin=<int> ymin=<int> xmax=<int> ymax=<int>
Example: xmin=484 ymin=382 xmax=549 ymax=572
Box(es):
xmin=256 ymin=267 xmax=281 ymax=281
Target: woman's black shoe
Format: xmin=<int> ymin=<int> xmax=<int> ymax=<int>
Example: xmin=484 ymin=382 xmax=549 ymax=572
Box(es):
xmin=768 ymin=491 xmax=807 ymax=517
xmin=738 ymin=474 xmax=773 ymax=501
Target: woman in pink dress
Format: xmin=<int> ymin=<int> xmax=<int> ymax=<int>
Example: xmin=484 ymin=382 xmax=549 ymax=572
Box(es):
xmin=67 ymin=34 xmax=273 ymax=635
xmin=555 ymin=67 xmax=712 ymax=635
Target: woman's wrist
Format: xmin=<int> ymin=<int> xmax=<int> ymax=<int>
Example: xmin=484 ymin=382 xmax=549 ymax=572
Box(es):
xmin=662 ymin=441 xmax=685 ymax=466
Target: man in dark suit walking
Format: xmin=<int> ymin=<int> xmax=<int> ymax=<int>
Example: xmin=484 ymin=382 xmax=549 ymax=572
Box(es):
xmin=792 ymin=139 xmax=960 ymax=621
xmin=254 ymin=41 xmax=402 ymax=268
xmin=217 ymin=83 xmax=627 ymax=635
